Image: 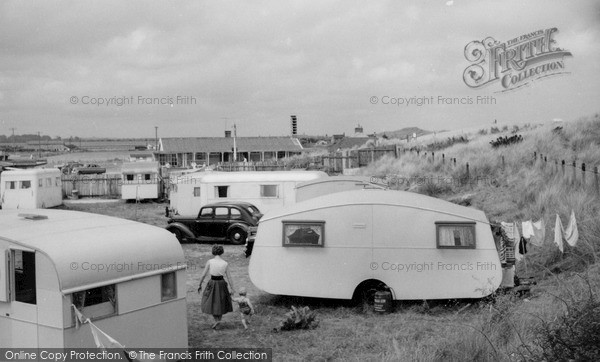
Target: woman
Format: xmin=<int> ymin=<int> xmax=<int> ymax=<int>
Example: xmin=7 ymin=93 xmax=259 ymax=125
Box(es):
xmin=197 ymin=244 xmax=236 ymax=329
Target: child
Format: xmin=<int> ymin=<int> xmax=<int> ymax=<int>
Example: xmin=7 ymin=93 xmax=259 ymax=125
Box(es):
xmin=232 ymin=287 xmax=254 ymax=329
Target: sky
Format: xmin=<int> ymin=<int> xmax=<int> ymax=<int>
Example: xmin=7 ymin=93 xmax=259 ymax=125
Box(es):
xmin=0 ymin=0 xmax=599 ymax=138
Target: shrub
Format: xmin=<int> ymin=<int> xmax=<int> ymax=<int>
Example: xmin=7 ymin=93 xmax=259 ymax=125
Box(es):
xmin=273 ymin=306 xmax=319 ymax=332
xmin=533 ymin=288 xmax=600 ymax=361
xmin=490 ymin=134 xmax=523 ymax=148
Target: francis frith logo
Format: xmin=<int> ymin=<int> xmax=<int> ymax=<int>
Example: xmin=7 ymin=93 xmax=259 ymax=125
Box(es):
xmin=463 ymin=28 xmax=572 ymax=92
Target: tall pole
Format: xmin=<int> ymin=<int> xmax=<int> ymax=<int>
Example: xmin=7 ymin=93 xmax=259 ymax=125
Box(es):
xmin=233 ymin=123 xmax=237 ymax=162
xmin=38 ymin=131 xmax=41 ymax=158
xmin=155 ymin=126 xmax=158 ymax=150
xmin=10 ymin=127 xmax=15 ymax=153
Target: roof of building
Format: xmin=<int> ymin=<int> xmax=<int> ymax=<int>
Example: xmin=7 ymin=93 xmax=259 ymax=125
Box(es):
xmin=160 ymin=137 xmax=304 ymax=153
xmin=121 ymin=161 xmax=160 ymax=173
xmin=0 ymin=209 xmax=185 ymax=294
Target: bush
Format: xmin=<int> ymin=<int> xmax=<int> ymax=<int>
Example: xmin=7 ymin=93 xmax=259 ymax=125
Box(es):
xmin=533 ymin=292 xmax=600 ymax=361
xmin=490 ymin=134 xmax=523 ymax=148
xmin=273 ymin=306 xmax=319 ymax=332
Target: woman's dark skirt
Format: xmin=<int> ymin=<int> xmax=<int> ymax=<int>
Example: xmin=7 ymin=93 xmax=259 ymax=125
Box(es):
xmin=201 ymin=276 xmax=233 ymax=316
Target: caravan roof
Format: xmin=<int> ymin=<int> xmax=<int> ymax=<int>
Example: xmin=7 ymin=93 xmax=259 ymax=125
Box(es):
xmin=1 ymin=168 xmax=60 ymax=178
xmin=195 ymin=171 xmax=327 ymax=183
xmin=262 ymin=188 xmax=487 ymax=222
xmin=0 ymin=209 xmax=184 ymax=294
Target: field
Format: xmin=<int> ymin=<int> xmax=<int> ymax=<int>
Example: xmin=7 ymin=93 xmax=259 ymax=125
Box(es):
xmin=57 ymin=114 xmax=600 ymax=361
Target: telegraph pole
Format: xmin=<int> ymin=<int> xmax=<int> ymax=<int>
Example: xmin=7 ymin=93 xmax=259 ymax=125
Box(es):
xmin=155 ymin=126 xmax=158 ymax=150
xmin=233 ymin=123 xmax=237 ymax=162
xmin=10 ymin=127 xmax=15 ymax=153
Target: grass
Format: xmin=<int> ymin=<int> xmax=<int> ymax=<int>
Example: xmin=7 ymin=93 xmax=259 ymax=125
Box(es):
xmin=58 ymin=113 xmax=600 ymax=360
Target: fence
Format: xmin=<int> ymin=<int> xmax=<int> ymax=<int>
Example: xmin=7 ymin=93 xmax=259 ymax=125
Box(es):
xmin=61 ymin=174 xmax=122 ymax=197
xmin=321 ymin=146 xmax=398 ymax=173
xmin=214 ymin=161 xmax=289 ymax=171
xmin=402 ymin=148 xmax=599 ymax=194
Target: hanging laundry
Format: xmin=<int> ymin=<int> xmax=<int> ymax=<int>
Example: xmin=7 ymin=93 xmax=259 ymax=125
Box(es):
xmin=530 ymin=219 xmax=545 ymax=246
xmin=554 ymin=214 xmax=564 ymax=252
xmin=500 ymin=222 xmax=517 ymax=265
xmin=518 ymin=237 xmax=528 ymax=255
xmin=522 ymin=220 xmax=534 ymax=239
xmin=563 ymin=210 xmax=579 ymax=247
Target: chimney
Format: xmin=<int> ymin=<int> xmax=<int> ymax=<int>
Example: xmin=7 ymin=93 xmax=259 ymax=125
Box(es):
xmin=290 ymin=115 xmax=297 ymax=136
xmin=225 ymin=130 xmax=231 ymax=138
xmin=355 ymin=124 xmax=363 ymax=134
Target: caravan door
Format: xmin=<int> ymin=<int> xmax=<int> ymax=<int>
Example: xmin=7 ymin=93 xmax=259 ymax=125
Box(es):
xmin=8 ymin=249 xmax=39 ymax=347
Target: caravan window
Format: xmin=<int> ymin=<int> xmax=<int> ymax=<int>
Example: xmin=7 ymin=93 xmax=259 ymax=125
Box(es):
xmin=161 ymin=272 xmax=177 ymax=301
xmin=215 ymin=186 xmax=229 ymax=198
xmin=46 ymin=177 xmax=52 ymax=186
xmin=126 ymin=174 xmax=135 ymax=181
xmin=260 ymin=185 xmax=278 ymax=198
xmin=144 ymin=174 xmax=152 ymax=181
xmin=55 ymin=177 xmax=61 ymax=186
xmin=435 ymin=222 xmax=476 ymax=249
xmin=12 ymin=250 xmax=36 ymax=304
xmin=6 ymin=181 xmax=16 ymax=189
xmin=282 ymin=221 xmax=325 ymax=247
xmin=38 ymin=179 xmax=43 ymax=187
xmin=72 ymin=285 xmax=116 ymax=321
xmin=21 ymin=181 xmax=31 ymax=189
xmin=193 ymin=187 xmax=201 ymax=197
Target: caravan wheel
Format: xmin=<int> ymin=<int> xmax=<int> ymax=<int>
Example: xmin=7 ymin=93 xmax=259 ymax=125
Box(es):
xmin=228 ymin=227 xmax=247 ymax=245
xmin=352 ymin=280 xmax=388 ymax=306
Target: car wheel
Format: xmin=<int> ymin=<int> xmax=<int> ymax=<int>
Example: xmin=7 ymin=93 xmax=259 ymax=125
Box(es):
xmin=171 ymin=229 xmax=186 ymax=243
xmin=228 ymin=227 xmax=247 ymax=245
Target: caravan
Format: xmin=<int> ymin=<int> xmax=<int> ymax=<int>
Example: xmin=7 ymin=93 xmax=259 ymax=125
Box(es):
xmin=1 ymin=168 xmax=62 ymax=209
xmin=168 ymin=171 xmax=327 ymax=216
xmin=121 ymin=161 xmax=161 ymax=200
xmin=249 ymin=189 xmax=502 ymax=301
xmin=0 ymin=209 xmax=187 ymax=349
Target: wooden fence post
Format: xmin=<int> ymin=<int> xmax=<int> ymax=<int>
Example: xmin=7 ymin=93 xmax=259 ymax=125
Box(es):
xmin=561 ymin=160 xmax=565 ymax=178
xmin=581 ymin=163 xmax=586 ymax=187
xmin=432 ymin=152 xmax=435 ymax=163
xmin=595 ymin=166 xmax=599 ymax=195
xmin=501 ymin=155 xmax=505 ymax=170
xmin=442 ymin=153 xmax=445 ymax=164
xmin=572 ymin=161 xmax=576 ymax=185
xmin=453 ymin=158 xmax=457 ymax=167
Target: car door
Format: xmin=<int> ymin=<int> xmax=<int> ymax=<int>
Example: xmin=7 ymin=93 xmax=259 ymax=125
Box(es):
xmin=193 ymin=207 xmax=213 ymax=237
xmin=211 ymin=207 xmax=230 ymax=238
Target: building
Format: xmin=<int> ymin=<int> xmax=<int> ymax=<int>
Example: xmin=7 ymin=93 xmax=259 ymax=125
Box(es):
xmin=156 ymin=135 xmax=304 ymax=167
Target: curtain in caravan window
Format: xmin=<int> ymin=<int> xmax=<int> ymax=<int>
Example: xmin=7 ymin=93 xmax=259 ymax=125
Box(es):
xmin=437 ymin=224 xmax=475 ymax=248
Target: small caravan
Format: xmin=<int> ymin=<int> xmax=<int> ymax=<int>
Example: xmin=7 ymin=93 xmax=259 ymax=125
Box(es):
xmin=169 ymin=171 xmax=328 ymax=216
xmin=249 ymin=189 xmax=502 ymax=301
xmin=294 ymin=175 xmax=384 ymax=202
xmin=0 ymin=209 xmax=187 ymax=348
xmin=121 ymin=161 xmax=161 ymax=200
xmin=0 ymin=168 xmax=62 ymax=209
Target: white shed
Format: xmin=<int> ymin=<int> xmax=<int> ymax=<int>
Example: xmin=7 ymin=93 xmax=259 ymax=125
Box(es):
xmin=0 ymin=209 xmax=188 ymax=349
xmin=1 ymin=168 xmax=62 ymax=209
xmin=250 ymin=189 xmax=502 ymax=301
xmin=121 ymin=161 xmax=161 ymax=200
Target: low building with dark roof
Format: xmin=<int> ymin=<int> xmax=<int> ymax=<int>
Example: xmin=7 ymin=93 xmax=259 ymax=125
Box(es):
xmin=156 ymin=136 xmax=304 ymax=167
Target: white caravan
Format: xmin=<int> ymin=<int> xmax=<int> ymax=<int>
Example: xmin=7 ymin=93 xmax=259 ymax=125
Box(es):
xmin=168 ymin=171 xmax=327 ymax=216
xmin=0 ymin=209 xmax=187 ymax=349
xmin=1 ymin=168 xmax=63 ymax=209
xmin=294 ymin=175 xmax=384 ymax=202
xmin=121 ymin=161 xmax=161 ymax=200
xmin=249 ymin=189 xmax=502 ymax=301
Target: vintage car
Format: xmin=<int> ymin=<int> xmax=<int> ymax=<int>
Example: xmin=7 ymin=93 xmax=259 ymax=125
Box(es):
xmin=165 ymin=202 xmax=262 ymax=244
